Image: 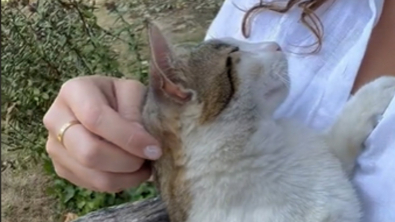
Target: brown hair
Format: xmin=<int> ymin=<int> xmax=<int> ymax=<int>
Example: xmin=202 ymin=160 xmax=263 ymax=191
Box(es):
xmin=241 ymin=0 xmax=330 ymax=53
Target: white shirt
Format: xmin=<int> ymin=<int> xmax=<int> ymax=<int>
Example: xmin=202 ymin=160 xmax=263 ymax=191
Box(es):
xmin=205 ymin=0 xmax=395 ymax=221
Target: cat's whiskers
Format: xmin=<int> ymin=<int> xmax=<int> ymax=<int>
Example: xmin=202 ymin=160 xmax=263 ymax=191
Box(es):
xmin=274 ymin=72 xmax=290 ymax=89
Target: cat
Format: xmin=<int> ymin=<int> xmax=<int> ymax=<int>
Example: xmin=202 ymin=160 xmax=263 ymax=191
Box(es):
xmin=141 ymin=22 xmax=395 ymax=222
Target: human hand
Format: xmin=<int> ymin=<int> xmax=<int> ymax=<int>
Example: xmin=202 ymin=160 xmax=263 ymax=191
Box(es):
xmin=43 ymin=75 xmax=161 ymax=193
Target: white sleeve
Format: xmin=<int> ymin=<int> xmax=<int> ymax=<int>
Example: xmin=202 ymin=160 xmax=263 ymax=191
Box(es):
xmin=353 ymin=95 xmax=395 ymax=222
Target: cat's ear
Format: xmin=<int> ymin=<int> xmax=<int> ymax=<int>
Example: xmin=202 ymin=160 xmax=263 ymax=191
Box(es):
xmin=147 ymin=22 xmax=192 ymax=104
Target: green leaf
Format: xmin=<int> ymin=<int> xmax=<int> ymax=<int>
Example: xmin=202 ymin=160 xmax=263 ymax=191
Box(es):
xmin=64 ymin=186 xmax=76 ymax=203
xmin=42 ymin=93 xmax=49 ymax=100
xmin=77 ymin=200 xmax=86 ymax=209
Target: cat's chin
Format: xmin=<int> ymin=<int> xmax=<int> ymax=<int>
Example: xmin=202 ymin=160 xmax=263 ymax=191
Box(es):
xmin=241 ymin=50 xmax=288 ymax=76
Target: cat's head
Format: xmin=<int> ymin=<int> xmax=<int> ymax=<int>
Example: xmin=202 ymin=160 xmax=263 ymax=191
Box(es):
xmin=142 ymin=22 xmax=289 ymax=138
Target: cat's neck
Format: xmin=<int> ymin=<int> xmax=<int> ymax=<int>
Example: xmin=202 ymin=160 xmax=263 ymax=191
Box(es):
xmin=180 ymin=110 xmax=270 ymax=163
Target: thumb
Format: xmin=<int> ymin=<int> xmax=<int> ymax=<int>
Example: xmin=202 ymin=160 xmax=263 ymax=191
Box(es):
xmin=114 ymin=79 xmax=146 ymax=123
xmin=114 ymin=79 xmax=162 ymax=159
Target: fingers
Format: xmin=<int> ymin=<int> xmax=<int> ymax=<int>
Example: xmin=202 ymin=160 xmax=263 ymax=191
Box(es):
xmin=60 ymin=78 xmax=162 ymax=160
xmin=44 ymin=101 xmax=146 ymax=173
xmin=47 ymin=136 xmax=152 ymax=192
xmin=113 ymin=79 xmax=146 ymax=122
xmin=52 ymin=161 xmax=96 ymax=191
xmin=63 ymin=124 xmax=145 ymax=173
xmin=43 ymin=76 xmax=158 ymax=192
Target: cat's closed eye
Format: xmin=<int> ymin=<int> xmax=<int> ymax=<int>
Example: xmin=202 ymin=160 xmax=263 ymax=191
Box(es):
xmin=226 ymin=56 xmax=233 ymax=68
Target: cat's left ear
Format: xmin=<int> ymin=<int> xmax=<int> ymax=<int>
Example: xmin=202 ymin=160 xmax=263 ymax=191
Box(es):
xmin=147 ymin=22 xmax=192 ymax=104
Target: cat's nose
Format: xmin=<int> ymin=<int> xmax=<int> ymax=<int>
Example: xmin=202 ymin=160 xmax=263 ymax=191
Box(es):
xmin=260 ymin=42 xmax=282 ymax=52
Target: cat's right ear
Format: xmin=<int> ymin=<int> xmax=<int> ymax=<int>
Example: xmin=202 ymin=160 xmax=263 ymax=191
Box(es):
xmin=147 ymin=22 xmax=192 ymax=104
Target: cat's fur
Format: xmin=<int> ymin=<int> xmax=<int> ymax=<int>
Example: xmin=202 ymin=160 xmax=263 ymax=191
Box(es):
xmin=141 ymin=22 xmax=395 ymax=222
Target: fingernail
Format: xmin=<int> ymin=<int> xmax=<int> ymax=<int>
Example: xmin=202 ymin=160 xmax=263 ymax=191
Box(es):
xmin=144 ymin=146 xmax=161 ymax=159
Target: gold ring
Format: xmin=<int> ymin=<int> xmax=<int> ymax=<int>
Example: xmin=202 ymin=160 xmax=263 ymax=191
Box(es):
xmin=57 ymin=120 xmax=80 ymax=146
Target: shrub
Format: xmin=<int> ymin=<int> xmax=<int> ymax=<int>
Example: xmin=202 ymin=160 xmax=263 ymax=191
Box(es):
xmin=1 ymin=0 xmax=155 ymax=216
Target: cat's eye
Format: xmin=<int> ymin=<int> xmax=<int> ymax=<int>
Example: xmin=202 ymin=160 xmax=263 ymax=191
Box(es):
xmin=226 ymin=56 xmax=233 ymax=68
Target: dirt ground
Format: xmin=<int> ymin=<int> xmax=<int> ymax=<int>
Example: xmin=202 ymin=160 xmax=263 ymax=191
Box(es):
xmin=1 ymin=1 xmax=222 ymax=222
xmin=1 ymin=162 xmax=59 ymax=222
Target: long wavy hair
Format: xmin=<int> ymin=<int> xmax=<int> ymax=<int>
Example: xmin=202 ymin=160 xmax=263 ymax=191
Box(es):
xmin=241 ymin=0 xmax=330 ymax=53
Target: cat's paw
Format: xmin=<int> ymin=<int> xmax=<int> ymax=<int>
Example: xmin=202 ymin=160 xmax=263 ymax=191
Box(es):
xmin=328 ymin=76 xmax=395 ymax=175
xmin=351 ymin=76 xmax=395 ymax=122
xmin=343 ymin=76 xmax=395 ymax=139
